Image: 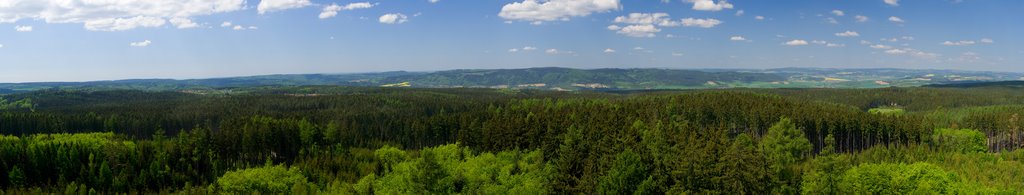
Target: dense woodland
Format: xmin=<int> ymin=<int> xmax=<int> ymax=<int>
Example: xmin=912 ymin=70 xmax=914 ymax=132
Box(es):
xmin=2 ymin=86 xmax=1024 ymax=194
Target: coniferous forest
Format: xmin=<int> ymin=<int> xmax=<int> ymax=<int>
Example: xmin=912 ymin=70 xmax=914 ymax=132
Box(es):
xmin=2 ymin=86 xmax=1024 ymax=194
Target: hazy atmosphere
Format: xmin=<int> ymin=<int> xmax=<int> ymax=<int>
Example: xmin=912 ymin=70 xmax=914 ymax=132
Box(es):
xmin=1 ymin=0 xmax=1021 ymax=82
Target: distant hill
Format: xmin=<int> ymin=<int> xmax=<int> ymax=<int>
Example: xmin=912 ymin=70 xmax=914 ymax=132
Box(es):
xmin=2 ymin=67 xmax=1023 ymax=93
xmin=378 ymin=67 xmax=785 ymax=89
xmin=925 ymin=81 xmax=1024 ymax=88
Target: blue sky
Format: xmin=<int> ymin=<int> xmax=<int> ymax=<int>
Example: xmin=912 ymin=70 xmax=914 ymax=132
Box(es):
xmin=0 ymin=0 xmax=1021 ymax=82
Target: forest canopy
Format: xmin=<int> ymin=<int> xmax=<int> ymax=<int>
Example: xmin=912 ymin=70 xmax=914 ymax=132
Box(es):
xmin=2 ymin=86 xmax=1024 ymax=193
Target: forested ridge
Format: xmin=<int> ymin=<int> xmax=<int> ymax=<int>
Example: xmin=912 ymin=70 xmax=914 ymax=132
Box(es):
xmin=2 ymin=86 xmax=1024 ymax=194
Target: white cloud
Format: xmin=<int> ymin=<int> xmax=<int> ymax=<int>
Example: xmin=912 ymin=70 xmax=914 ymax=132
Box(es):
xmin=169 ymin=18 xmax=198 ymax=29
xmin=545 ymin=48 xmax=560 ymax=54
xmin=672 ymin=52 xmax=684 ymax=56
xmin=429 ymin=0 xmax=441 ymax=3
xmin=607 ymin=25 xmax=622 ymax=30
xmin=508 ymin=48 xmax=519 ymax=52
xmin=84 ymin=16 xmax=166 ymax=31
xmin=885 ymin=48 xmax=939 ymax=59
xmin=884 ymin=48 xmax=906 ymax=54
xmin=129 ymin=40 xmax=152 ymax=47
xmin=870 ymin=44 xmax=892 ymax=49
xmin=884 ymin=0 xmax=899 ymax=6
xmin=523 ymin=46 xmax=538 ymax=51
xmin=735 ymin=10 xmax=745 ymax=16
xmin=826 ymin=43 xmax=845 ymax=47
xmin=784 ymin=39 xmax=809 ymax=46
xmin=730 ymin=36 xmax=746 ymax=41
xmin=687 ymin=0 xmax=733 ymax=12
xmin=825 ymin=17 xmax=838 ymax=24
xmin=221 ymin=21 xmax=233 ymax=27
xmin=888 ymin=16 xmax=904 ymax=23
xmin=754 ymin=16 xmax=765 ymax=20
xmin=498 ymin=0 xmax=621 ymax=23
xmin=379 ymin=13 xmax=409 ymax=24
xmin=616 ymin=24 xmax=660 ymax=37
xmin=942 ymin=40 xmax=976 ymax=46
xmin=855 ymin=15 xmax=869 ymax=22
xmin=680 ymin=18 xmax=722 ymax=28
xmin=232 ymin=25 xmax=257 ymax=30
xmin=980 ymin=38 xmax=994 ymax=44
xmin=320 ymin=4 xmax=344 ymax=19
xmin=812 ymin=40 xmax=828 ymax=45
xmin=0 ymin=44 xmax=4 ymax=48
xmin=319 ymin=2 xmax=376 ymax=19
xmin=258 ymin=0 xmax=313 ymax=14
xmin=14 ymin=25 xmax=32 ymax=32
xmin=831 ymin=10 xmax=845 ymax=16
xmin=604 ymin=48 xmax=616 ymax=53
xmin=835 ymin=31 xmax=860 ymax=37
xmin=0 ymin=0 xmax=245 ymax=31
xmin=343 ymin=2 xmax=375 ymax=10
xmin=613 ymin=13 xmax=679 ymax=27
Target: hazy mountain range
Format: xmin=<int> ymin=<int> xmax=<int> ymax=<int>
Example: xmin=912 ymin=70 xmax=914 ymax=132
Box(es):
xmin=2 ymin=67 xmax=1022 ymax=93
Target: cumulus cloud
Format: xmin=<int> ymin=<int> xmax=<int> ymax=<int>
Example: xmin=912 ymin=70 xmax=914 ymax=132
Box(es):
xmin=831 ymin=10 xmax=845 ymax=16
xmin=942 ymin=40 xmax=976 ymax=46
xmin=687 ymin=0 xmax=734 ymax=12
xmin=680 ymin=18 xmax=722 ymax=28
xmin=523 ymin=46 xmax=538 ymax=51
xmin=379 ymin=13 xmax=409 ymax=24
xmin=609 ymin=13 xmax=719 ymax=37
xmin=884 ymin=0 xmax=899 ymax=6
xmin=221 ymin=22 xmax=233 ymax=27
xmin=498 ymin=0 xmax=621 ymax=23
xmin=169 ymin=18 xmax=199 ymax=29
xmin=735 ymin=10 xmax=745 ymax=16
xmin=835 ymin=31 xmax=860 ymax=37
xmin=826 ymin=43 xmax=845 ymax=47
xmin=604 ymin=48 xmax=616 ymax=53
xmin=855 ymin=15 xmax=869 ymax=22
xmin=258 ymin=0 xmax=313 ymax=14
xmin=0 ymin=0 xmax=244 ymax=31
xmin=730 ymin=36 xmax=746 ymax=41
xmin=888 ymin=16 xmax=905 ymax=23
xmin=14 ymin=25 xmax=32 ymax=32
xmin=613 ymin=13 xmax=679 ymax=27
xmin=429 ymin=0 xmax=440 ymax=3
xmin=980 ymin=38 xmax=994 ymax=44
xmin=825 ymin=17 xmax=839 ymax=24
xmin=320 ymin=5 xmax=344 ymax=19
xmin=85 ymin=16 xmax=166 ymax=31
xmin=616 ymin=24 xmax=660 ymax=37
xmin=754 ymin=16 xmax=765 ymax=20
xmin=870 ymin=44 xmax=892 ymax=49
xmin=508 ymin=48 xmax=519 ymax=52
xmin=129 ymin=40 xmax=152 ymax=47
xmin=320 ymin=2 xmax=376 ymax=19
xmin=784 ymin=40 xmax=809 ymax=46
xmin=885 ymin=48 xmax=939 ymax=59
xmin=232 ymin=25 xmax=258 ymax=30
xmin=545 ymin=48 xmax=573 ymax=55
